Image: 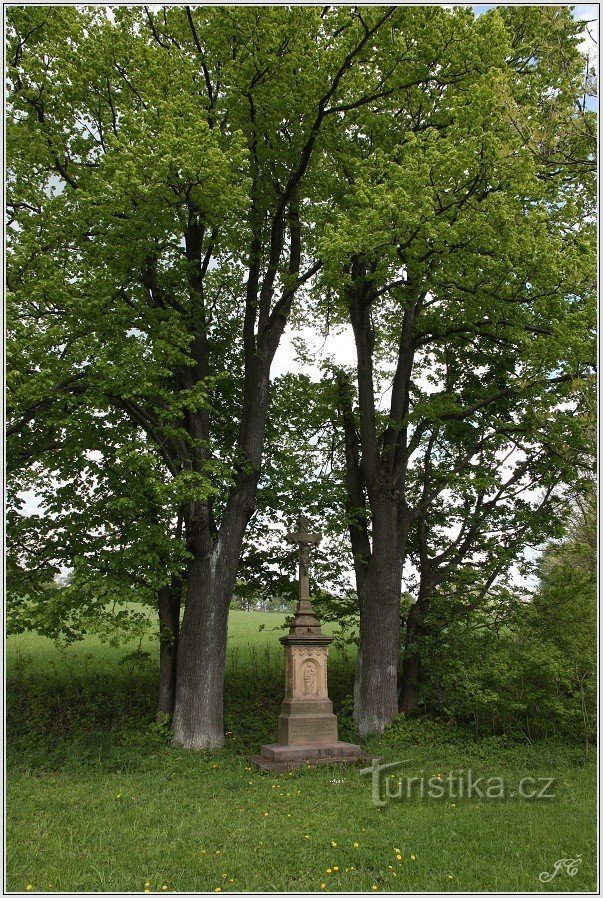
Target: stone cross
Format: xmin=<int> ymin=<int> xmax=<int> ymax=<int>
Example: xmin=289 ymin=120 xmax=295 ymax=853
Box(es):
xmin=286 ymin=515 xmax=321 ymax=602
xmin=251 ymin=512 xmax=362 ymax=767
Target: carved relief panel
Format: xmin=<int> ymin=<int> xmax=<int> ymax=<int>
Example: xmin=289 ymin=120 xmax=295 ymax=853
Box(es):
xmin=291 ymin=646 xmax=329 ymax=700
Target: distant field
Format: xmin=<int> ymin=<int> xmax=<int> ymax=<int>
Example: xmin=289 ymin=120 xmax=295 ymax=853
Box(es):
xmin=6 ymin=610 xmax=597 ymax=893
xmin=6 ymin=607 xmax=291 ymax=671
xmin=5 ymin=607 xmax=352 ymax=672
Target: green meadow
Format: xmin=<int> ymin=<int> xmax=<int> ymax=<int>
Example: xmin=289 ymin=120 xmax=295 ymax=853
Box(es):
xmin=6 ymin=611 xmax=596 ymax=893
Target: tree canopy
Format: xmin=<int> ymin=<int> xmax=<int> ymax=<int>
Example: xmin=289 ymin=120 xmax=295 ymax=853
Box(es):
xmin=6 ymin=5 xmax=596 ymax=746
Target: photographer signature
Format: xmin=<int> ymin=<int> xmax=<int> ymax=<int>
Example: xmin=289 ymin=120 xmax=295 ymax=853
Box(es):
xmin=539 ymin=855 xmax=582 ymax=882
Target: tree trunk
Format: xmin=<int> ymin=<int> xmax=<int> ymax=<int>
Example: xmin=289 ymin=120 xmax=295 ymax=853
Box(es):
xmin=398 ymin=594 xmax=425 ymax=713
xmin=171 ymin=485 xmax=256 ymax=750
xmin=353 ymin=506 xmax=403 ymax=737
xmin=156 ymin=578 xmax=181 ymax=722
xmin=354 ymin=565 xmax=402 ymax=737
xmin=398 ymin=654 xmax=421 ymax=713
xmin=171 ymin=537 xmax=232 ymax=749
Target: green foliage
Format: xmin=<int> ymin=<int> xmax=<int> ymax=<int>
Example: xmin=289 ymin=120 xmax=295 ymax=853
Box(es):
xmin=5 ymin=7 xmax=596 ymax=754
xmin=6 ymin=404 xmax=188 ymax=642
xmin=8 ymin=6 xmax=439 ymax=645
xmin=417 ymin=493 xmax=596 ymax=745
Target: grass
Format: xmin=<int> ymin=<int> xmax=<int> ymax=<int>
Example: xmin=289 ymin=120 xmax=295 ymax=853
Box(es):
xmin=6 ymin=610 xmax=597 ymax=893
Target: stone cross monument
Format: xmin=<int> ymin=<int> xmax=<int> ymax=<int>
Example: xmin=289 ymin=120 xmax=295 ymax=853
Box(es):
xmin=278 ymin=516 xmax=337 ymax=745
xmin=252 ymin=516 xmax=363 ymax=770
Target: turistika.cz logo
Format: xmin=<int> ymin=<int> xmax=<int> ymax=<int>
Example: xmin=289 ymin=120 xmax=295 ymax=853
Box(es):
xmin=360 ymin=759 xmax=556 ymax=807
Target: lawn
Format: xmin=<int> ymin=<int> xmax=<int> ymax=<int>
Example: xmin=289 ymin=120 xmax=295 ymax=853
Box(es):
xmin=6 ymin=610 xmax=597 ymax=893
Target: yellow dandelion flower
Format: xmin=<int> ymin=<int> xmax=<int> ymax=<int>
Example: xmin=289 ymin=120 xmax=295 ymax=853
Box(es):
xmin=353 ymin=842 xmax=360 ymax=848
xmin=320 ymin=885 xmax=327 ymax=891
xmin=214 ymin=889 xmax=221 ymax=893
xmin=410 ymin=855 xmax=416 ymax=861
xmin=451 ymin=803 xmax=456 ymax=807
xmin=371 ymin=885 xmax=378 ymax=891
xmin=448 ymin=875 xmax=454 ymax=880
xmin=263 ymin=812 xmax=269 ymax=816
xmin=304 ymin=835 xmax=310 ymax=840
xmin=26 ymin=888 xmax=33 ymax=893
xmin=350 ymin=867 xmax=356 ymax=871
xmin=162 ymin=886 xmax=168 ymax=892
xmin=387 ymin=865 xmax=393 ymax=870
xmin=331 ymin=841 xmax=337 ymax=847
xmin=392 ymin=873 xmax=397 ymax=878
xmin=393 ymin=848 xmax=400 ymax=853
xmin=145 ymin=883 xmax=151 ymax=888
xmin=396 ymin=855 xmax=402 ymax=861
xmin=333 ymin=866 xmax=339 ymax=872
xmin=326 ymin=869 xmax=332 ymax=874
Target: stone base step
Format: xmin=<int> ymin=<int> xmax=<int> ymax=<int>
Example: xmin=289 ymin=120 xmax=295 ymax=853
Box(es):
xmin=251 ymin=741 xmax=374 ymax=771
xmin=261 ymin=741 xmax=361 ymax=762
xmin=250 ymin=753 xmax=373 ymax=772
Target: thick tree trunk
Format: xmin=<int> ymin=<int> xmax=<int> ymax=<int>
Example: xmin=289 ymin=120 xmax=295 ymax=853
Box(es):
xmin=171 ymin=483 xmax=256 ymax=750
xmin=171 ymin=535 xmax=236 ymax=750
xmin=353 ymin=506 xmax=403 ymax=738
xmin=156 ymin=579 xmax=181 ymax=722
xmin=354 ymin=564 xmax=402 ymax=737
xmin=346 ymin=271 xmax=416 ymax=738
xmin=398 ymin=600 xmax=423 ymax=713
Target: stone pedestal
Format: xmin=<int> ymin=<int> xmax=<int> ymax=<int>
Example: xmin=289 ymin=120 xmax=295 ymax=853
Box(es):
xmin=252 ymin=517 xmax=363 ymax=771
xmin=278 ymin=643 xmax=338 ymax=745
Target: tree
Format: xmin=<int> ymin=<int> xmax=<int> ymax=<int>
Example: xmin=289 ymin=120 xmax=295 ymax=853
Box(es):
xmin=316 ymin=6 xmax=596 ymax=735
xmin=6 ymin=5 xmax=595 ymax=749
xmin=6 ymin=5 xmax=414 ymax=749
xmin=419 ymin=377 xmax=596 ymax=741
xmin=6 ymin=400 xmax=187 ymax=719
xmin=395 ymin=365 xmax=596 ymax=713
xmin=527 ymin=492 xmax=596 ymax=748
xmin=416 ymin=487 xmax=596 ymax=745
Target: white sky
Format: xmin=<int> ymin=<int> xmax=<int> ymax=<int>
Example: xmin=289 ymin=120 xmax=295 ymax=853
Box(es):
xmin=273 ymin=322 xmax=357 ymax=379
